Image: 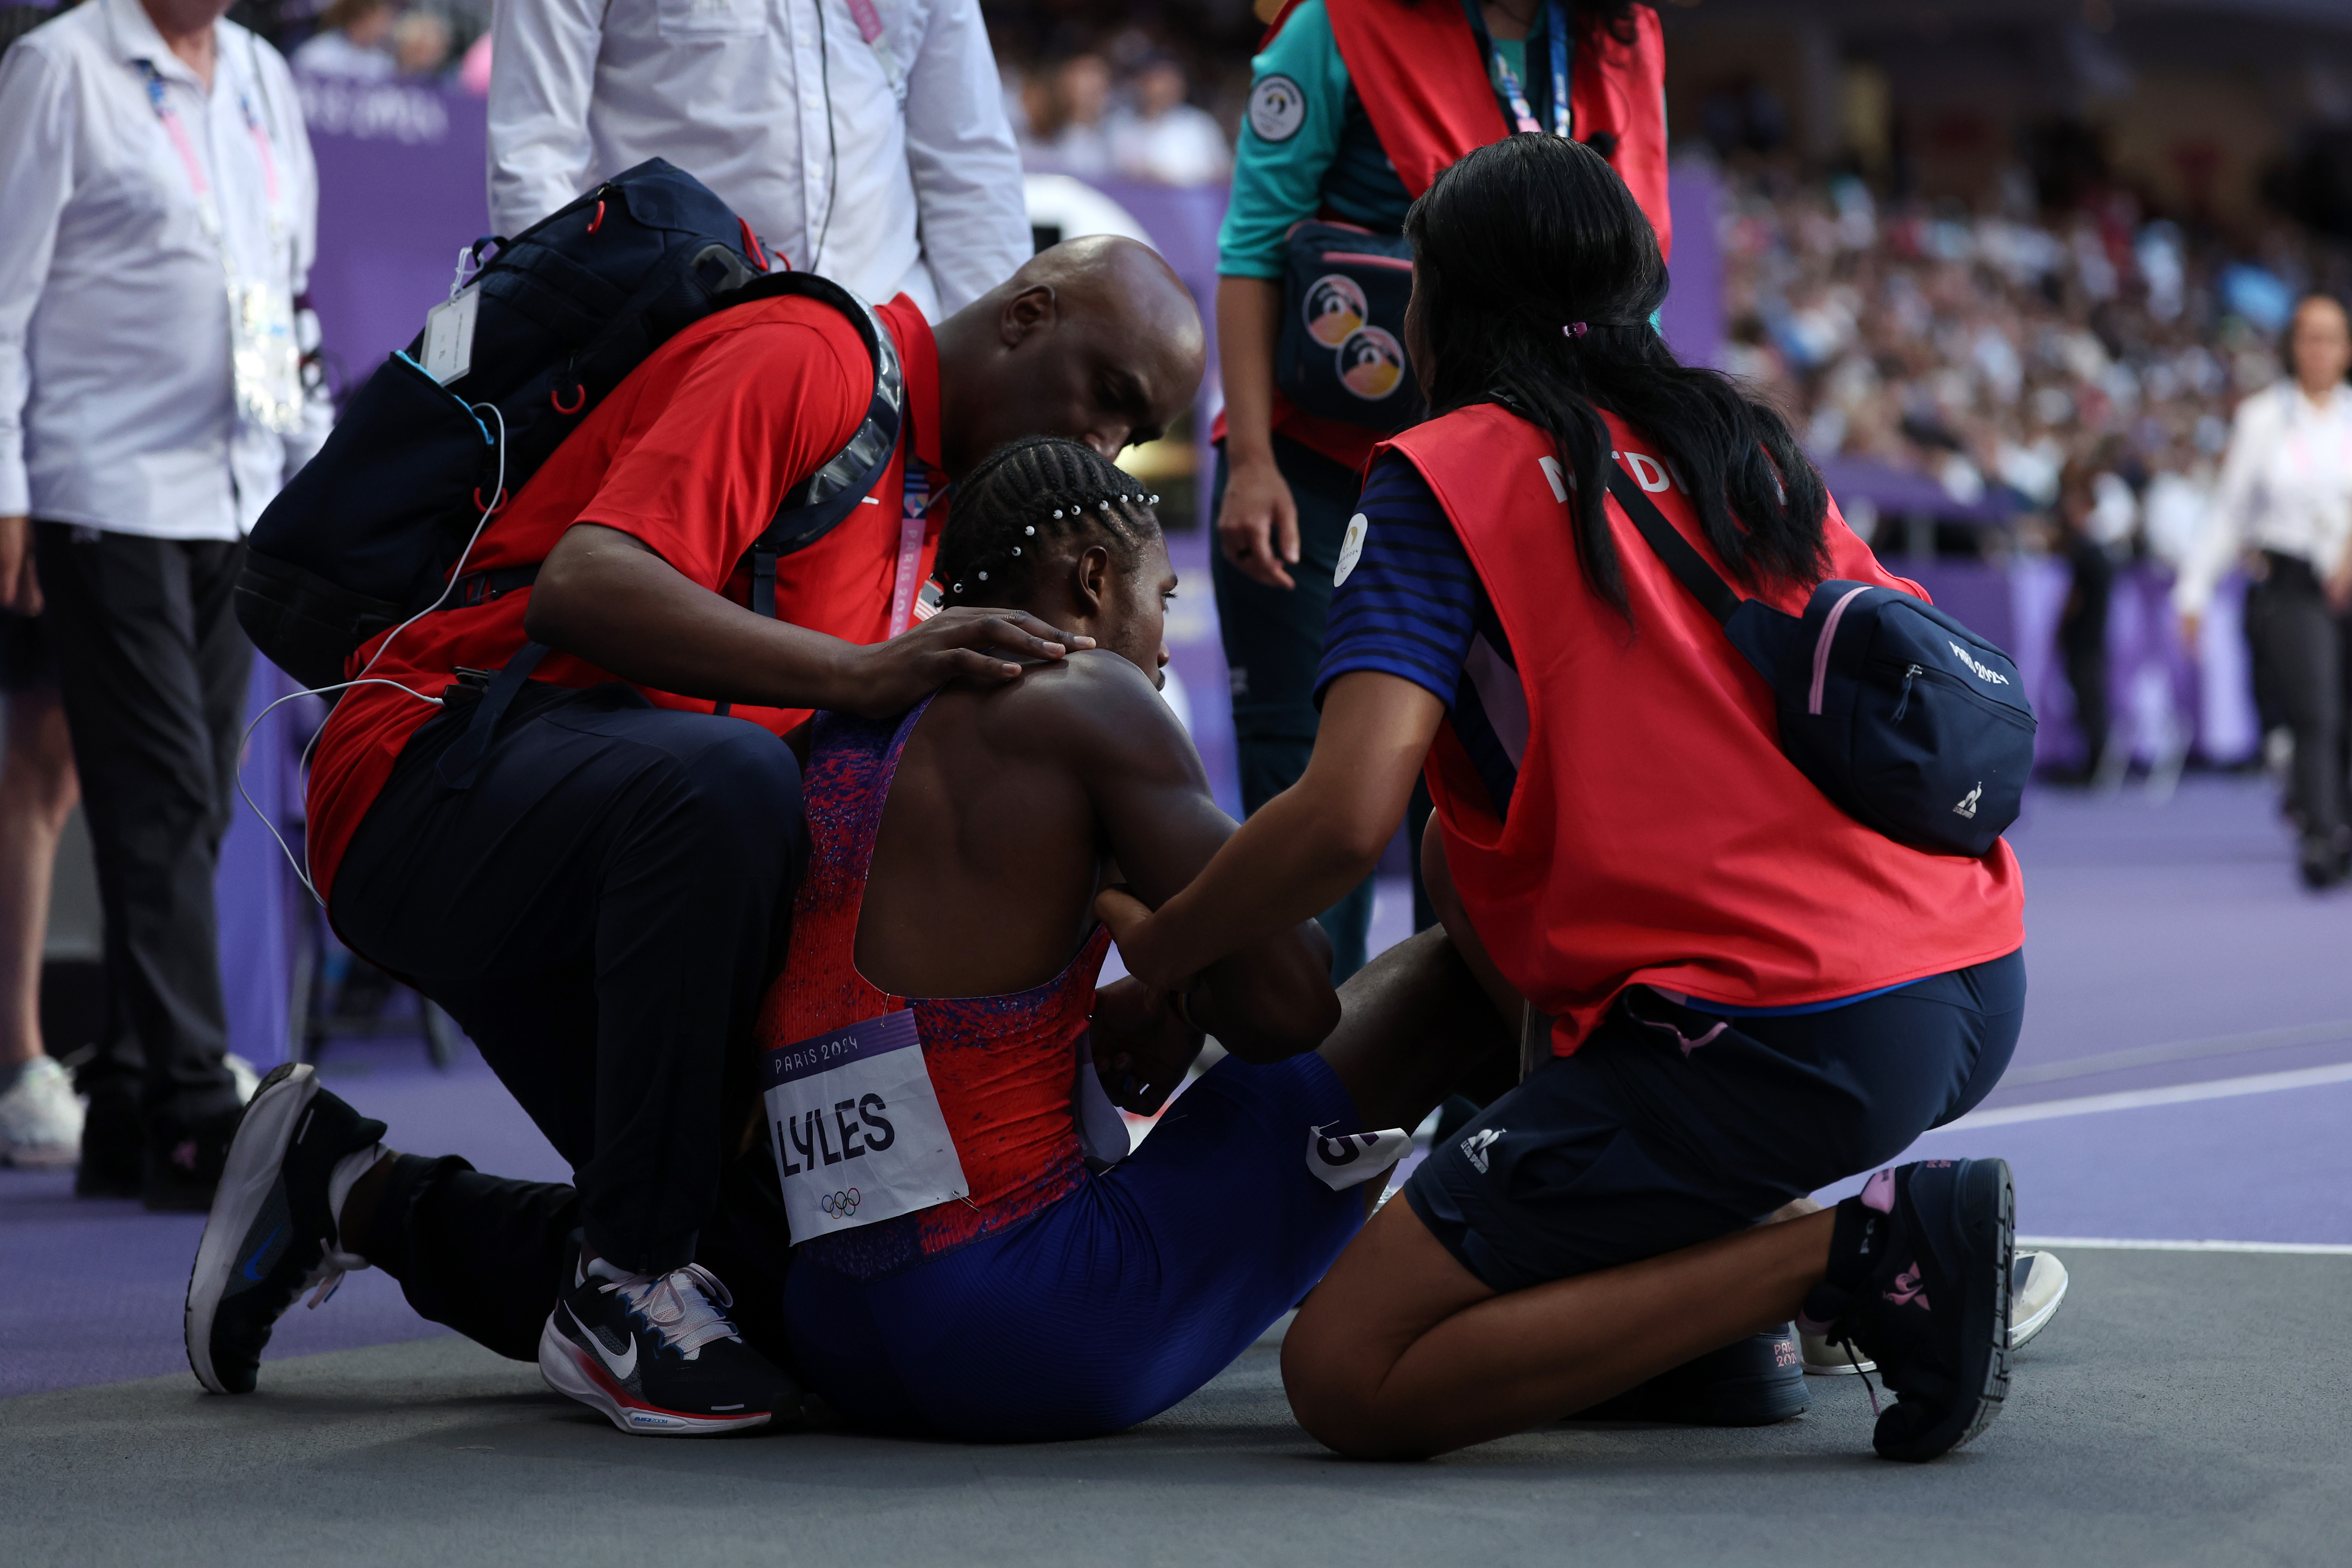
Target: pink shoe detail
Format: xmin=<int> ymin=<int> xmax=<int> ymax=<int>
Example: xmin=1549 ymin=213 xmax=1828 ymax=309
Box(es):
xmin=1860 ymin=1169 xmax=1896 ymax=1213
xmin=1883 ymin=1261 xmax=1930 ymax=1311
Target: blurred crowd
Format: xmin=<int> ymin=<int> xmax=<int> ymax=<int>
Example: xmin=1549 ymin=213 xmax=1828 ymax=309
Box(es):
xmin=282 ymin=0 xmax=486 ymax=87
xmin=1718 ymin=161 xmax=2352 ymax=572
xmin=1000 ymin=27 xmax=1240 ymax=187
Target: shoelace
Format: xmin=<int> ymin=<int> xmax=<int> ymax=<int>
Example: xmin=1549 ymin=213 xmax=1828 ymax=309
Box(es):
xmin=1833 ymin=1328 xmax=1883 ymax=1418
xmin=302 ymin=1242 xmax=370 ymax=1311
xmin=603 ymin=1262 xmax=744 ymax=1359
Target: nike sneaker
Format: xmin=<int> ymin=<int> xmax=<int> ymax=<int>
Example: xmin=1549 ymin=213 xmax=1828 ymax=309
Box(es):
xmin=1798 ymin=1158 xmax=2013 ymax=1463
xmin=1802 ymin=1248 xmax=2068 ymax=1374
xmin=0 ymin=1055 xmax=84 ymax=1168
xmin=539 ymin=1257 xmax=799 ymax=1436
xmin=1577 ymin=1324 xmax=1809 ymax=1425
xmin=185 ymin=1063 xmax=386 ymax=1394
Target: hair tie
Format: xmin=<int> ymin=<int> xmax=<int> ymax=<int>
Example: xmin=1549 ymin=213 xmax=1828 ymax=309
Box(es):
xmin=1564 ymin=322 xmax=1589 ymax=339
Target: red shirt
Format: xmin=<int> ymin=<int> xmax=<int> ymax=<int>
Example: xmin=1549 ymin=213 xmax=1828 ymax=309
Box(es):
xmin=304 ymin=294 xmax=946 ymax=898
xmin=1384 ymin=404 xmax=2026 ymax=1055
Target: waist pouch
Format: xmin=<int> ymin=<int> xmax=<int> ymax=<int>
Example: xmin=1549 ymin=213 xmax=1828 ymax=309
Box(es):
xmin=1608 ymin=466 xmax=2036 ymax=857
xmin=1275 ymin=221 xmax=1425 ymax=433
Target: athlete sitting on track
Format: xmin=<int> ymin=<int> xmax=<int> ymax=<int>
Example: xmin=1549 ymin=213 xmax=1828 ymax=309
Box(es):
xmin=180 ymin=435 xmax=1529 ymax=1440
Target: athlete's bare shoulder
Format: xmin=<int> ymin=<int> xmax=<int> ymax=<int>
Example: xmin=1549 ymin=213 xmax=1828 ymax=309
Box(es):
xmin=959 ymin=651 xmax=1201 ymax=784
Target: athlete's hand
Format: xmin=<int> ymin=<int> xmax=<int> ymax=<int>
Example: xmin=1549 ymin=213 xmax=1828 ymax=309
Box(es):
xmin=0 ymin=515 xmax=39 ymax=615
xmin=838 ymin=607 xmax=1094 ymax=717
xmin=1090 ymin=976 xmax=1202 ymax=1116
xmin=1216 ymin=454 xmax=1301 ymax=590
xmin=1094 ymin=885 xmax=1184 ymax=991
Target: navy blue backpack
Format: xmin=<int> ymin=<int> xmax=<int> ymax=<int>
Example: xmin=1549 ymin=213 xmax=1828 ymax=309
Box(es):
xmin=1606 ymin=467 xmax=2034 ymax=858
xmin=237 ymin=158 xmax=901 ymax=693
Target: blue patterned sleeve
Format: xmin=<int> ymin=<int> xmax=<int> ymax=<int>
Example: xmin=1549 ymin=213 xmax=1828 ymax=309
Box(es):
xmin=1313 ymin=453 xmax=1479 ymax=709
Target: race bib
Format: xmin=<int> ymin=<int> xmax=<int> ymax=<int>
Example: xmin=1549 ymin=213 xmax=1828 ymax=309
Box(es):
xmin=764 ymin=1010 xmax=968 ymax=1239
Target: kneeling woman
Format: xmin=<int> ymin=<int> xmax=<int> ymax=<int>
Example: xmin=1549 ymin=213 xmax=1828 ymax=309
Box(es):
xmin=1100 ymin=136 xmax=2028 ymax=1464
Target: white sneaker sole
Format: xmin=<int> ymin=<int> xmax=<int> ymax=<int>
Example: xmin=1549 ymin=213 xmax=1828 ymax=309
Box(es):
xmin=2011 ymin=1255 xmax=2069 ymax=1350
xmin=184 ymin=1063 xmax=320 ymax=1395
xmin=536 ymin=1316 xmax=773 ymax=1437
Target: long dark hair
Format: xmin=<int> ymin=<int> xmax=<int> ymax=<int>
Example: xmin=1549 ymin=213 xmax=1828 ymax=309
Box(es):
xmin=1405 ymin=135 xmax=1828 ymax=617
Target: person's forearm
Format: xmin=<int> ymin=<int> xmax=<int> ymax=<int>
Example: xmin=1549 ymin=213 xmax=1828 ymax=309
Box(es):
xmin=1216 ymin=276 xmax=1282 ymax=467
xmin=525 ymin=524 xmax=871 ymax=709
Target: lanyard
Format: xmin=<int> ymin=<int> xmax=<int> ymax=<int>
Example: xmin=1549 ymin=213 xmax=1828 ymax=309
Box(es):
xmin=133 ymin=52 xmax=279 ymax=238
xmin=1488 ymin=0 xmax=1571 ymax=141
xmin=889 ymin=470 xmax=943 ymax=638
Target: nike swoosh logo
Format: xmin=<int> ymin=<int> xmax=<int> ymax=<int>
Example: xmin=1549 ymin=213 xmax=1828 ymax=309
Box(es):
xmin=569 ymin=1304 xmax=636 ymax=1382
xmin=240 ymin=1226 xmax=283 ymax=1281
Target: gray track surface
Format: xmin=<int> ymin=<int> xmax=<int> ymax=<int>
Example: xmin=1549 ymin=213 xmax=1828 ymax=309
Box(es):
xmin=7 ymin=1249 xmax=2343 ymax=1568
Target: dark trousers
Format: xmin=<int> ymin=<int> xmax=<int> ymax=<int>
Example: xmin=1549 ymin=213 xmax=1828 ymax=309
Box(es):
xmin=360 ymin=1144 xmax=796 ymax=1368
xmin=2244 ymin=554 xmax=2352 ymax=846
xmin=34 ymin=525 xmax=247 ymax=1122
xmin=1210 ymin=436 xmax=1375 ymax=978
xmin=329 ymin=682 xmax=807 ymax=1275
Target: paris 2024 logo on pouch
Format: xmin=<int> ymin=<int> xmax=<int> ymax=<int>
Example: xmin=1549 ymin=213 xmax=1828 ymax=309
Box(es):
xmin=1304 ymin=274 xmax=1367 ymax=348
xmin=1339 ymin=327 xmax=1406 ymax=401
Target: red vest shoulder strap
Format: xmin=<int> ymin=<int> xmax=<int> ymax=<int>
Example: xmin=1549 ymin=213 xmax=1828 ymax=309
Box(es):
xmin=1324 ymin=0 xmax=1507 ymax=199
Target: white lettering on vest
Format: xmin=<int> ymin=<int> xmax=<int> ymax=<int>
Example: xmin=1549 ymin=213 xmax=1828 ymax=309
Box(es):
xmin=1626 ymin=452 xmax=1670 ymax=492
xmin=1538 ymin=455 xmax=1569 ymax=502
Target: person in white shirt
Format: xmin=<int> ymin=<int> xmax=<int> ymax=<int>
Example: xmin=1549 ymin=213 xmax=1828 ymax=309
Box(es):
xmin=0 ymin=0 xmax=329 ymax=1204
xmin=487 ymin=0 xmax=1029 ymax=319
xmin=1109 ymin=57 xmax=1230 ymax=188
xmin=2178 ymin=293 xmax=2352 ymax=888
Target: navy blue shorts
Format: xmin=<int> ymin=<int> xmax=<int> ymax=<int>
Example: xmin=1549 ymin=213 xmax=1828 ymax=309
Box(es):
xmin=1405 ymin=949 xmax=2027 ymax=1295
xmin=783 ymin=1051 xmax=1365 ymax=1442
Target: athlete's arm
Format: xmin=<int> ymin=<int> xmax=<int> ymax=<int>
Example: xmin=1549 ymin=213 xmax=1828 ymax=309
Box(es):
xmin=1041 ymin=654 xmax=1339 ymax=1061
xmin=1095 ymin=671 xmax=1442 ymax=991
xmin=529 ymin=524 xmax=1089 ymax=718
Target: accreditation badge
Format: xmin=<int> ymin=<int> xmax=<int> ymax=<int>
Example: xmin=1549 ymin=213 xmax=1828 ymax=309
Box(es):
xmin=763 ymin=1010 xmax=969 ymax=1239
xmin=227 ymin=273 xmax=303 ymax=435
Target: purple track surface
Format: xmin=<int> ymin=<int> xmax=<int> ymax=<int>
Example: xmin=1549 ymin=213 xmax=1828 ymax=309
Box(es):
xmin=7 ymin=525 xmax=2346 ymax=1399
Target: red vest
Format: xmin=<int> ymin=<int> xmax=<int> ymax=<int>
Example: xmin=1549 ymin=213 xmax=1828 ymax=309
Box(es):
xmin=1252 ymin=0 xmax=1673 ymax=471
xmin=1381 ymin=405 xmax=2025 ymax=1055
xmin=1312 ymin=0 xmax=1670 ymax=257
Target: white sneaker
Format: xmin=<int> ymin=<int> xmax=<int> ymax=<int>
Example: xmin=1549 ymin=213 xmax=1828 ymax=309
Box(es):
xmin=1802 ymin=1249 xmax=2068 ymax=1374
xmin=2009 ymin=1249 xmax=2069 ymax=1350
xmin=0 ymin=1055 xmax=85 ymax=1168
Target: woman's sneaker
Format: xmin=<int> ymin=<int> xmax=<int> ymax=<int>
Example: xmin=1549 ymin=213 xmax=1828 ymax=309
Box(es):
xmin=1802 ymin=1249 xmax=2069 ymax=1374
xmin=1798 ymin=1158 xmax=2014 ymax=1463
xmin=539 ymin=1258 xmax=800 ymax=1436
xmin=1578 ymin=1324 xmax=1809 ymax=1426
xmin=0 ymin=1055 xmax=84 ymax=1167
xmin=184 ymin=1063 xmax=386 ymax=1394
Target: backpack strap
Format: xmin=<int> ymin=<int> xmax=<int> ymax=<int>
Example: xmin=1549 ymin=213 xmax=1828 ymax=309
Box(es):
xmin=1604 ymin=466 xmax=1742 ymax=625
xmin=716 ymin=272 xmax=907 ymax=617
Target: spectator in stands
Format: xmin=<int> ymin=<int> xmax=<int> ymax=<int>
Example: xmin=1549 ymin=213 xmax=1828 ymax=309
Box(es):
xmin=488 ymin=0 xmax=1029 ymax=319
xmin=2178 ymin=293 xmax=2352 ymax=889
xmin=1110 ymin=55 xmax=1229 ymax=186
xmin=390 ymin=6 xmax=446 ymax=77
xmin=0 ymin=0 xmax=328 ymax=1205
xmin=290 ymin=0 xmax=394 ymax=78
xmin=1023 ymin=52 xmax=1114 ymax=179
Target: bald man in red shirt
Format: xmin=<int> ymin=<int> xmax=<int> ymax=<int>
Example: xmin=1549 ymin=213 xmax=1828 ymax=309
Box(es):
xmin=187 ymin=239 xmax=1205 ymax=1428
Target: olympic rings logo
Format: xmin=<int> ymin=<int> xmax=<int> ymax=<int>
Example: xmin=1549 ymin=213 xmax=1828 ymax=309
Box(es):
xmin=819 ymin=1188 xmax=861 ymax=1217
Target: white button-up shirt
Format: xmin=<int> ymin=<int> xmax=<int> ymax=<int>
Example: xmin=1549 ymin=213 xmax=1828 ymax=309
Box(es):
xmin=0 ymin=0 xmax=329 ymax=538
xmin=2177 ymin=380 xmax=2352 ymax=615
xmin=487 ymin=0 xmax=1029 ymax=320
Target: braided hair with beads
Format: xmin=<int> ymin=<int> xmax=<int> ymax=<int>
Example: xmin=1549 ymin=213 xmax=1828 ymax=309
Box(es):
xmin=937 ymin=437 xmax=1162 ymax=609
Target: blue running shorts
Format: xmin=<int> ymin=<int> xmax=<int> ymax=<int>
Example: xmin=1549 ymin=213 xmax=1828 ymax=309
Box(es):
xmin=783 ymin=1051 xmax=1366 ymax=1442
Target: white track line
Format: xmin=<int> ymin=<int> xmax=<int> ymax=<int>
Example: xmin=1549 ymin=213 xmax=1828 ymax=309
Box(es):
xmin=2018 ymin=1236 xmax=2352 ymax=1256
xmin=1927 ymin=1060 xmax=2352 ymax=1130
